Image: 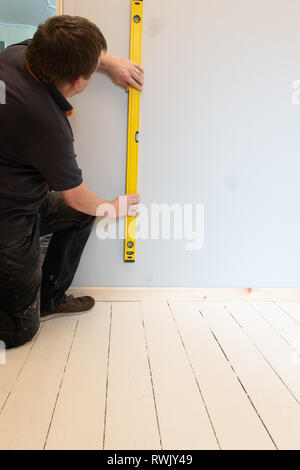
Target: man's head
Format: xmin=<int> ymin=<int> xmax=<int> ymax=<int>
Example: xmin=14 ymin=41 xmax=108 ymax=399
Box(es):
xmin=25 ymin=15 xmax=107 ymax=96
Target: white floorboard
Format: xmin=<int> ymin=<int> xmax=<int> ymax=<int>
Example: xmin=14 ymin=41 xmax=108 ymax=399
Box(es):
xmin=227 ymin=302 xmax=300 ymax=402
xmin=141 ymin=301 xmax=219 ymax=450
xmin=104 ymin=302 xmax=161 ymax=450
xmin=0 ymin=317 xmax=77 ymax=450
xmin=277 ymin=302 xmax=300 ymax=323
xmin=169 ymin=301 xmax=275 ymax=450
xmin=200 ymin=302 xmax=300 ymax=450
xmin=251 ymin=302 xmax=300 ymax=348
xmin=0 ymin=301 xmax=300 ymax=450
xmin=45 ymin=304 xmax=111 ymax=450
xmin=0 ymin=325 xmax=43 ymax=412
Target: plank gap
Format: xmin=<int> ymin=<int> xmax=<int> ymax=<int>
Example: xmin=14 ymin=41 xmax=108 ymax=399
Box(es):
xmin=167 ymin=301 xmax=221 ymax=449
xmin=43 ymin=319 xmax=79 ymax=449
xmin=140 ymin=301 xmax=163 ymax=450
xmin=102 ymin=303 xmax=112 ymax=450
xmin=225 ymin=304 xmax=300 ymax=406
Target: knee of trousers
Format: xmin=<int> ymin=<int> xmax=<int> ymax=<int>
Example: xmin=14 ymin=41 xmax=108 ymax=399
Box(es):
xmin=15 ymin=289 xmax=41 ymax=348
xmin=21 ymin=315 xmax=40 ymax=345
xmin=2 ymin=316 xmax=40 ymax=349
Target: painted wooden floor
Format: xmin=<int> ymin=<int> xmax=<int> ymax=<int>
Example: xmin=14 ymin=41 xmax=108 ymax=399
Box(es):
xmin=0 ymin=301 xmax=299 ymax=450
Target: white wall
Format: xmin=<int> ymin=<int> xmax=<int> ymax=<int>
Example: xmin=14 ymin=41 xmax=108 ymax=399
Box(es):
xmin=64 ymin=0 xmax=300 ymax=287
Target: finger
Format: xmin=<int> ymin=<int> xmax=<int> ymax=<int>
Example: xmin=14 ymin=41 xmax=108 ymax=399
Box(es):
xmin=128 ymin=204 xmax=138 ymax=212
xmin=128 ymin=204 xmax=139 ymax=212
xmin=128 ymin=76 xmax=143 ymax=91
xmin=125 ymin=79 xmax=143 ymax=91
xmin=134 ymin=68 xmax=144 ymax=80
xmin=128 ymin=195 xmax=140 ymax=204
xmin=134 ymin=64 xmax=144 ymax=74
xmin=132 ymin=71 xmax=144 ymax=86
xmin=128 ymin=203 xmax=139 ymax=211
xmin=130 ymin=75 xmax=143 ymax=88
xmin=128 ymin=206 xmax=138 ymax=217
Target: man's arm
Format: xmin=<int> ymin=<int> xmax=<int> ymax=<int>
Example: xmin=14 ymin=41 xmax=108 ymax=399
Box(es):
xmin=61 ymin=182 xmax=139 ymax=217
xmin=97 ymin=53 xmax=144 ymax=92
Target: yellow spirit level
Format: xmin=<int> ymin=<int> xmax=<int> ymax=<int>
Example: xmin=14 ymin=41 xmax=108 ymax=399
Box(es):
xmin=124 ymin=0 xmax=143 ymax=262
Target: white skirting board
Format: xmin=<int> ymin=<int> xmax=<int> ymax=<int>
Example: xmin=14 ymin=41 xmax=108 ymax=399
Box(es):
xmin=67 ymin=287 xmax=300 ymax=302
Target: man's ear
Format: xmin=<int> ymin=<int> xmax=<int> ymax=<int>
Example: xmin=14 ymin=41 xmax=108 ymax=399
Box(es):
xmin=70 ymin=76 xmax=82 ymax=93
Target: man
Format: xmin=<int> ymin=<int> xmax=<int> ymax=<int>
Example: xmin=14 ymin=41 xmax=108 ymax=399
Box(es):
xmin=0 ymin=15 xmax=143 ymax=349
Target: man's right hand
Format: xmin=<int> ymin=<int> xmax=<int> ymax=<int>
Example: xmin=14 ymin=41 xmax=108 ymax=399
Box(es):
xmin=61 ymin=182 xmax=140 ymax=218
xmin=110 ymin=194 xmax=140 ymax=218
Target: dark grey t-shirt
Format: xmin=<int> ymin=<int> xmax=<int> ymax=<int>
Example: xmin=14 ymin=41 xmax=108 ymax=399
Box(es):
xmin=0 ymin=40 xmax=83 ymax=241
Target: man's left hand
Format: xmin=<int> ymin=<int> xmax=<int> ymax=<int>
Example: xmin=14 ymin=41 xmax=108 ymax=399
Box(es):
xmin=98 ymin=54 xmax=144 ymax=92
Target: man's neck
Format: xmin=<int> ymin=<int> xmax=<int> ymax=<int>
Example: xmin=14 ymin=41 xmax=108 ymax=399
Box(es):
xmin=56 ymin=83 xmax=72 ymax=98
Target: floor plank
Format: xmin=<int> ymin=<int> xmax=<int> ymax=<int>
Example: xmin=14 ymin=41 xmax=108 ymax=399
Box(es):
xmin=251 ymin=302 xmax=300 ymax=348
xmin=0 ymin=325 xmax=43 ymax=412
xmin=104 ymin=302 xmax=161 ymax=450
xmin=1 ymin=301 xmax=299 ymax=450
xmin=199 ymin=302 xmax=300 ymax=450
xmin=0 ymin=317 xmax=77 ymax=450
xmin=45 ymin=304 xmax=111 ymax=450
xmin=141 ymin=301 xmax=219 ymax=450
xmin=227 ymin=302 xmax=300 ymax=403
xmin=169 ymin=301 xmax=275 ymax=450
xmin=277 ymin=302 xmax=300 ymax=323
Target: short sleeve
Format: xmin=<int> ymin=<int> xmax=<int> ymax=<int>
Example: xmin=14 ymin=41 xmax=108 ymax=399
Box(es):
xmin=28 ymin=134 xmax=83 ymax=191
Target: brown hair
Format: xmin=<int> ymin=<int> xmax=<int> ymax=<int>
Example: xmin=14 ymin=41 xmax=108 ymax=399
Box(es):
xmin=25 ymin=15 xmax=107 ymax=86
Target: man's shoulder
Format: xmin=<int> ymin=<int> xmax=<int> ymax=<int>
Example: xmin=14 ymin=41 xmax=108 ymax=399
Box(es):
xmin=7 ymin=39 xmax=32 ymax=49
xmin=0 ymin=39 xmax=31 ymax=60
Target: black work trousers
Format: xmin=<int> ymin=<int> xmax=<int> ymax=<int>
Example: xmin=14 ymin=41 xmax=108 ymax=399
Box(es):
xmin=0 ymin=192 xmax=95 ymax=349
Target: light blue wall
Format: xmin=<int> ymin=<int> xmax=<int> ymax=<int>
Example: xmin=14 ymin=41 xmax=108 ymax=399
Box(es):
xmin=0 ymin=0 xmax=56 ymax=46
xmin=0 ymin=23 xmax=37 ymax=47
xmin=0 ymin=0 xmax=56 ymax=25
xmin=64 ymin=0 xmax=300 ymax=287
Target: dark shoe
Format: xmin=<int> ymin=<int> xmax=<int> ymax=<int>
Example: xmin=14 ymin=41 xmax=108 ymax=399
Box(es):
xmin=40 ymin=295 xmax=95 ymax=321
